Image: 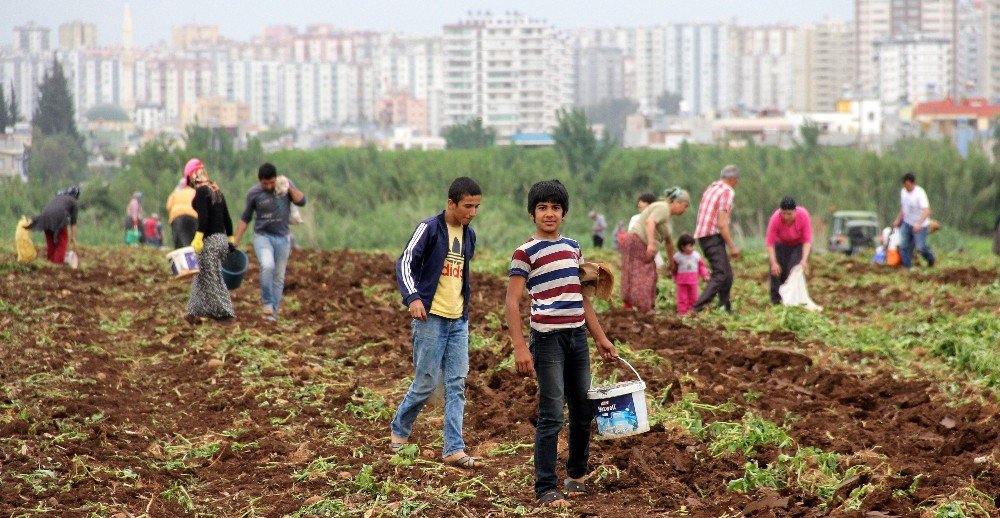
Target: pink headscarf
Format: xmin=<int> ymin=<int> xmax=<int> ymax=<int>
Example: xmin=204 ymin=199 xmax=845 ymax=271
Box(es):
xmin=184 ymin=158 xmax=204 ymax=180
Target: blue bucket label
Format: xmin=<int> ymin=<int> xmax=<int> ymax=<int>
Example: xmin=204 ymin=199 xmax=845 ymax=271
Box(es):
xmin=593 ymin=393 xmax=641 ymax=436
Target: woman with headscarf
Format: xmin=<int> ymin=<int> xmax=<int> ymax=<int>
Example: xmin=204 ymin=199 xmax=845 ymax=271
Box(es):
xmin=185 ymin=167 xmax=237 ymax=326
xmin=28 ymin=186 xmax=80 ymax=264
xmin=619 ymin=187 xmax=692 ymax=313
xmin=166 ymin=158 xmax=202 ymax=248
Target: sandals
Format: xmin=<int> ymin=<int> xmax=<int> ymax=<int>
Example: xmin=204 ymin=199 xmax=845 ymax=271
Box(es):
xmin=388 ymin=441 xmax=406 ymax=453
xmin=564 ymin=478 xmax=587 ymax=496
xmin=537 ymin=490 xmax=569 ymax=508
xmin=443 ymin=454 xmax=482 ymax=469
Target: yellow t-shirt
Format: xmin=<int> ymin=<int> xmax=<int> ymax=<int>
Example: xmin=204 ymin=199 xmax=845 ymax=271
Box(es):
xmin=166 ymin=187 xmax=198 ymax=223
xmin=430 ymin=224 xmax=465 ymax=319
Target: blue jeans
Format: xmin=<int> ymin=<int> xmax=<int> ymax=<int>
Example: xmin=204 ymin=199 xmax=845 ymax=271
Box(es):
xmin=530 ymin=326 xmax=592 ymax=498
xmin=899 ymin=222 xmax=935 ymax=268
xmin=390 ymin=315 xmax=469 ymax=458
xmin=252 ymin=233 xmax=291 ymax=314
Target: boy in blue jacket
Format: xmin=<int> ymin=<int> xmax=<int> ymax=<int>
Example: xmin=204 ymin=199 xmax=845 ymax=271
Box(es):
xmin=391 ymin=177 xmax=483 ymax=469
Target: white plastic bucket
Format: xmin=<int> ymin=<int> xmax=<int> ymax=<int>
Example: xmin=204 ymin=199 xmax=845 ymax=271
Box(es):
xmin=166 ymin=246 xmax=199 ymax=279
xmin=588 ymin=357 xmax=650 ymax=439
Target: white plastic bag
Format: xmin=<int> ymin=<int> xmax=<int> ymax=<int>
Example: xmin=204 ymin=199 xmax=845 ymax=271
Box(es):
xmin=65 ymin=249 xmax=79 ymax=269
xmin=778 ymin=265 xmax=822 ymax=312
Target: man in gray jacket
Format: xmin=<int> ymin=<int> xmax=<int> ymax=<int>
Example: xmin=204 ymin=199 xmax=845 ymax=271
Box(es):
xmin=233 ymin=163 xmax=306 ymax=321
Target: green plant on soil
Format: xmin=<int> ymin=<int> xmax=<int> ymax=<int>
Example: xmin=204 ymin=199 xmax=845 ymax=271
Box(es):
xmin=924 ymin=487 xmax=998 ymax=517
xmin=656 ymin=392 xmax=893 ymax=510
xmin=292 ymin=455 xmax=343 ymax=481
xmin=706 ymin=412 xmax=793 ymax=456
xmin=486 ymin=441 xmax=533 ymax=457
xmin=344 ymin=388 xmax=394 ymax=422
xmin=160 ymin=479 xmax=197 ymax=512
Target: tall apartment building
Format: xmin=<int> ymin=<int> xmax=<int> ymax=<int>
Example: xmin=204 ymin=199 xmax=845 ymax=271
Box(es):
xmin=855 ymin=0 xmax=956 ymax=98
xmin=59 ymin=22 xmax=97 ymax=51
xmin=442 ymin=11 xmax=573 ymax=137
xmin=731 ymin=25 xmax=798 ymax=111
xmin=214 ymin=59 xmax=283 ymax=126
xmin=13 ymin=22 xmax=50 ymax=54
xmin=574 ymin=46 xmax=624 ymax=106
xmin=172 ymin=24 xmax=220 ymax=50
xmin=875 ymin=35 xmax=952 ymax=104
xmin=955 ymin=0 xmax=983 ymax=96
xmin=633 ymin=24 xmax=731 ymax=115
xmin=794 ymin=19 xmax=855 ymax=112
xmin=280 ymin=61 xmax=360 ymax=129
xmin=983 ymin=0 xmax=1000 ymax=100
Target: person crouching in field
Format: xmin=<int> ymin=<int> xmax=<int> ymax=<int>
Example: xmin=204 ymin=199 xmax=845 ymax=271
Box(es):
xmin=28 ymin=185 xmax=79 ymax=264
xmin=505 ymin=180 xmax=618 ymax=509
xmin=390 ymin=177 xmax=483 ymax=469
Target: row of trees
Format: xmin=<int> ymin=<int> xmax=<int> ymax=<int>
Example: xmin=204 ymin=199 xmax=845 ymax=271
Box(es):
xmin=5 ymin=133 xmax=998 ymax=250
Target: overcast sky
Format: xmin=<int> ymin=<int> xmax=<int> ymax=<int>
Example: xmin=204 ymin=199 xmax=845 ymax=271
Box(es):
xmin=7 ymin=0 xmax=852 ymax=47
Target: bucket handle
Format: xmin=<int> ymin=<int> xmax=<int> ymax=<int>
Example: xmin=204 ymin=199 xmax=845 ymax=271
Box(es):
xmin=614 ymin=356 xmax=644 ymax=384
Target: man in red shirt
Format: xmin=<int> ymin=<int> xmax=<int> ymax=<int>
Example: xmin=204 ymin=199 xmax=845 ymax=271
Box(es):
xmin=765 ymin=197 xmax=812 ymax=305
xmin=691 ymin=165 xmax=741 ymax=314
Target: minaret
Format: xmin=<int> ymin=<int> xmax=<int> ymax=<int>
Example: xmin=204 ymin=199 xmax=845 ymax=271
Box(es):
xmin=123 ymin=1 xmax=133 ymax=51
xmin=120 ymin=1 xmax=136 ymax=111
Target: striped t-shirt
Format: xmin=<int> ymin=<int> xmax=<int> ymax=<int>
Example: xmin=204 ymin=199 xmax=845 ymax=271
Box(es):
xmin=510 ymin=236 xmax=585 ymax=332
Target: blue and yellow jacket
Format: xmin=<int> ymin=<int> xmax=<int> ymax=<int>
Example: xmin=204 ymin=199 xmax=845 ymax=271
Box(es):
xmin=395 ymin=211 xmax=476 ymax=320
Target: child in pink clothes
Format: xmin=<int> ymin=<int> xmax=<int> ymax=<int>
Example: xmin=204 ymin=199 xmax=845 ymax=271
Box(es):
xmin=672 ymin=234 xmax=709 ymax=314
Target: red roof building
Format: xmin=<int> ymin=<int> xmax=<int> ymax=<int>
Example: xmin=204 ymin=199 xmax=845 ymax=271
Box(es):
xmin=912 ymin=98 xmax=1000 ymax=132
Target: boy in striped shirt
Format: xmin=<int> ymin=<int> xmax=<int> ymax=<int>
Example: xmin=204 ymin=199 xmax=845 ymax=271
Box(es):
xmin=505 ymin=180 xmax=617 ymax=509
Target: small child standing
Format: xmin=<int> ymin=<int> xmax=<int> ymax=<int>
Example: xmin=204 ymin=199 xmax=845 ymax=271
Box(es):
xmin=672 ymin=233 xmax=709 ymax=314
xmin=505 ymin=180 xmax=618 ymax=509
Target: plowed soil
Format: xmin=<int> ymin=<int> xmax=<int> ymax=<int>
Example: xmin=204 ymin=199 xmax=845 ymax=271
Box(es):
xmin=1 ymin=248 xmax=997 ymax=517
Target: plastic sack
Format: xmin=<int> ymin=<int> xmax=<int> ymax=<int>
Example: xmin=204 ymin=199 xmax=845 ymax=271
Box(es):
xmin=126 ymin=227 xmax=141 ymax=245
xmin=16 ymin=217 xmax=37 ymax=263
xmin=65 ymin=250 xmax=79 ymax=269
xmin=289 ymin=204 xmax=303 ymax=225
xmin=872 ymin=246 xmax=886 ymax=265
xmin=778 ymin=265 xmax=822 ymax=312
xmin=884 ymin=228 xmax=901 ymax=266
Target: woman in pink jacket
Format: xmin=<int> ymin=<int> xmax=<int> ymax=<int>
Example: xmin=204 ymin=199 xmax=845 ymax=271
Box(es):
xmin=765 ymin=197 xmax=813 ymax=305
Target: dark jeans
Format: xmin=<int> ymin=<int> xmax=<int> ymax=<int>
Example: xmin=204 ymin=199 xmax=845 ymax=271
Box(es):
xmin=692 ymin=234 xmax=733 ymax=312
xmin=530 ymin=326 xmax=592 ymax=498
xmin=171 ymin=215 xmax=198 ymax=249
xmin=593 ymin=235 xmax=604 ymax=248
xmin=770 ymin=243 xmax=803 ymax=304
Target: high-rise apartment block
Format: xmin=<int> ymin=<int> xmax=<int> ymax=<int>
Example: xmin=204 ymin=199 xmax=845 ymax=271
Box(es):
xmin=13 ymin=22 xmax=50 ymax=55
xmin=855 ymin=0 xmax=956 ymax=98
xmin=875 ymin=35 xmax=952 ymax=104
xmin=443 ymin=11 xmax=573 ymax=136
xmin=574 ymin=46 xmax=624 ymax=106
xmin=983 ymin=0 xmax=1000 ymax=100
xmin=731 ymin=25 xmax=798 ymax=111
xmin=633 ymin=24 xmax=731 ymax=115
xmin=59 ymin=22 xmax=97 ymax=51
xmin=794 ymin=19 xmax=855 ymax=111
